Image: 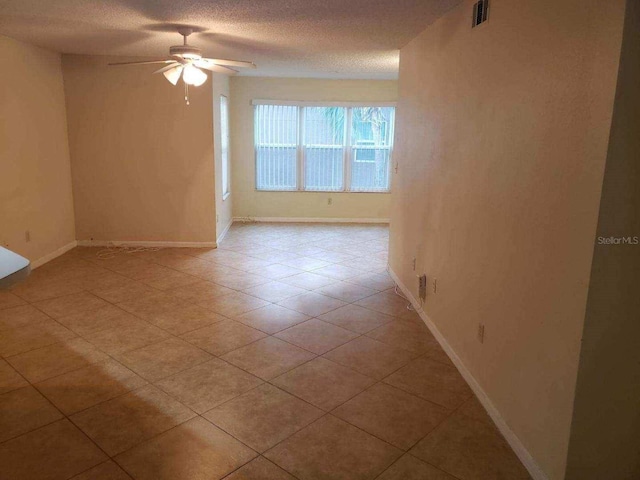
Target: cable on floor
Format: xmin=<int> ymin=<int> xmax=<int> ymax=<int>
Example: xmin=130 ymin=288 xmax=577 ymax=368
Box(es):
xmin=393 ymin=284 xmax=415 ymax=311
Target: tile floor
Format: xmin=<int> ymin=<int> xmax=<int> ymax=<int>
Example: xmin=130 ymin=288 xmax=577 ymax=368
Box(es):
xmin=0 ymin=223 xmax=531 ymax=480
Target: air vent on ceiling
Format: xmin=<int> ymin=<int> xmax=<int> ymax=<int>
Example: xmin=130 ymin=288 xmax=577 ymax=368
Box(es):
xmin=472 ymin=0 xmax=489 ymax=28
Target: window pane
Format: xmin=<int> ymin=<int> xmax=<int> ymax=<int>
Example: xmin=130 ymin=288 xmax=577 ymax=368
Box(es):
xmin=255 ymin=105 xmax=298 ymax=191
xmin=350 ymin=107 xmax=395 ymax=192
xmin=303 ymin=107 xmax=345 ymax=191
xmin=220 ymin=95 xmax=230 ymax=196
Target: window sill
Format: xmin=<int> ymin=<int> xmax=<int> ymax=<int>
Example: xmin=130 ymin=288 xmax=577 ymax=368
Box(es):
xmin=255 ymin=189 xmax=391 ymax=194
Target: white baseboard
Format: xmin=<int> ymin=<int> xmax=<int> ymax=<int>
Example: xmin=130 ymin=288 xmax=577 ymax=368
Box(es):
xmin=233 ymin=216 xmax=389 ymax=224
xmin=31 ymin=240 xmax=78 ymax=269
xmin=216 ymin=219 xmax=233 ymax=245
xmin=77 ymin=240 xmax=217 ymax=248
xmin=387 ymin=266 xmax=548 ymax=480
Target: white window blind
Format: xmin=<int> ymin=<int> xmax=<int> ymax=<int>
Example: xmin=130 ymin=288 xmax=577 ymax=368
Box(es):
xmin=254 ymin=102 xmax=395 ymax=193
xmin=255 ymin=105 xmax=298 ymax=191
xmin=220 ymin=95 xmax=230 ymax=197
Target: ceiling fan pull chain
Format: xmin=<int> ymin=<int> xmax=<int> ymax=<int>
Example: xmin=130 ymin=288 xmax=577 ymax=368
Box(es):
xmin=184 ymin=82 xmax=190 ymax=105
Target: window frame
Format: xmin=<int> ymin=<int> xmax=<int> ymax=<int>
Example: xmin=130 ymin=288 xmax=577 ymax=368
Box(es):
xmin=220 ymin=94 xmax=231 ymax=200
xmin=253 ymin=100 xmax=396 ymax=193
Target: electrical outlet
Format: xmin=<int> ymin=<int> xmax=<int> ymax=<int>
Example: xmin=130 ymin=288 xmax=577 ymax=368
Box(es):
xmin=418 ymin=274 xmax=427 ymax=300
xmin=25 ymin=231 xmax=31 ymax=243
xmin=328 ymin=197 xmax=332 ymax=205
xmin=433 ymin=278 xmax=437 ymax=294
xmin=478 ymin=323 xmax=485 ymax=343
xmin=412 ymin=258 xmax=416 ymax=271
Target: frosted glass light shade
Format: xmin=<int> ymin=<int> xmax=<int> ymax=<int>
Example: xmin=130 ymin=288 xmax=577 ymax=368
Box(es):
xmin=182 ymin=65 xmax=207 ymax=86
xmin=163 ymin=66 xmax=183 ymax=86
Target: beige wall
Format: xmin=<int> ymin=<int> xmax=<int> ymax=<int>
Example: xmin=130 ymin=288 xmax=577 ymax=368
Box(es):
xmin=389 ymin=1 xmax=625 ymax=478
xmin=212 ymin=73 xmax=233 ymax=241
xmin=565 ymin=0 xmax=640 ymax=477
xmin=0 ymin=35 xmax=76 ymax=264
xmin=62 ymin=55 xmax=216 ymax=244
xmin=229 ymin=77 xmax=397 ymax=220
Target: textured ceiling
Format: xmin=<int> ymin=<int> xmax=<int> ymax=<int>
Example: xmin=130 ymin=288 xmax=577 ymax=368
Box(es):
xmin=0 ymin=0 xmax=460 ymax=79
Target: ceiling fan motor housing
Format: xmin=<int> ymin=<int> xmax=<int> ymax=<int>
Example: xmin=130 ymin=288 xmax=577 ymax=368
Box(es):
xmin=170 ymin=45 xmax=202 ymax=60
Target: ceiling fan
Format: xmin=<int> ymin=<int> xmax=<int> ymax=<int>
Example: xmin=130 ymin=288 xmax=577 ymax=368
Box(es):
xmin=109 ymin=28 xmax=256 ymax=104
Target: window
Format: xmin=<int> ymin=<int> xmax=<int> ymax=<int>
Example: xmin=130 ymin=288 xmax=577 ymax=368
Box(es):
xmin=254 ymin=102 xmax=395 ymax=192
xmin=220 ymin=95 xmax=230 ymax=198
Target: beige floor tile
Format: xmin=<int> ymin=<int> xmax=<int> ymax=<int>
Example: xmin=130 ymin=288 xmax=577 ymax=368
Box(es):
xmin=34 ymin=292 xmax=109 ymax=319
xmin=233 ymin=304 xmax=310 ymax=334
xmin=205 ymin=383 xmax=323 ymax=452
xmin=114 ymin=337 xmax=213 ymax=381
xmin=274 ymin=319 xmax=359 ymax=355
xmin=458 ymin=395 xmax=494 ymax=425
xmin=311 ymin=264 xmax=363 ymax=281
xmin=181 ymin=320 xmax=267 ymax=356
xmin=279 ymin=272 xmax=335 ymax=290
xmin=56 ymin=304 xmax=141 ymax=337
xmin=424 ymin=343 xmax=455 ymax=366
xmin=210 ymin=272 xmax=271 ymax=291
xmin=253 ymin=264 xmax=304 ymax=280
xmin=117 ymin=293 xmax=190 ymax=320
xmin=0 ymin=291 xmax=27 ymax=310
xmin=10 ymin=277 xmax=85 ymax=303
xmin=333 ymin=383 xmax=449 ymax=450
xmin=0 ymin=419 xmax=107 ymax=480
xmin=366 ymin=320 xmax=439 ymax=357
xmin=315 ymin=281 xmax=378 ymax=303
xmin=168 ymin=280 xmax=235 ymax=303
xmin=71 ymin=460 xmax=132 ymax=480
xmin=114 ymin=417 xmax=257 ymax=480
xmin=323 ymin=336 xmax=413 ymax=379
xmin=319 ymin=304 xmax=395 ymax=334
xmin=347 ymin=272 xmax=396 ymax=291
xmin=410 ymin=412 xmax=531 ymax=480
xmin=0 ymin=386 xmax=63 ymax=442
xmin=356 ymin=290 xmax=423 ymax=321
xmin=0 ymin=358 xmax=28 ymax=394
xmin=223 ymin=456 xmax=296 ymax=480
xmin=279 ymin=257 xmax=330 ymax=271
xmin=271 ymin=357 xmax=375 ymax=411
xmin=199 ymin=291 xmax=271 ymax=317
xmin=36 ymin=359 xmax=147 ymax=415
xmin=277 ymin=292 xmax=347 ymax=317
xmin=141 ymin=269 xmax=201 ymax=291
xmin=222 ymin=336 xmax=315 ymax=380
xmin=155 ymin=360 xmax=262 ymax=413
xmin=83 ymin=321 xmax=170 ymax=355
xmin=91 ymin=281 xmax=159 ymax=304
xmin=0 ymin=304 xmax=52 ymax=330
xmin=264 ymin=414 xmax=401 ymax=480
xmin=144 ymin=304 xmax=227 ymax=335
xmin=384 ymin=357 xmax=472 ymax=409
xmin=0 ymin=319 xmax=76 ymax=357
xmin=71 ymin=385 xmax=196 ymax=456
xmin=242 ymin=281 xmax=308 ymax=303
xmin=376 ymin=454 xmax=458 ymax=480
xmin=7 ymin=337 xmax=109 ymax=383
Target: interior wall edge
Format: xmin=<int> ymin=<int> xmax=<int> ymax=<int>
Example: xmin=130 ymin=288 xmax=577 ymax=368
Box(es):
xmin=232 ymin=217 xmax=390 ymax=224
xmin=388 ymin=265 xmax=549 ymax=480
xmin=30 ymin=241 xmax=78 ymax=269
xmin=76 ymin=240 xmax=217 ymax=248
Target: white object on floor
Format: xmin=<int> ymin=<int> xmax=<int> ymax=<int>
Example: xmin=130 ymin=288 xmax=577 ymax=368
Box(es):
xmin=0 ymin=246 xmax=31 ymax=289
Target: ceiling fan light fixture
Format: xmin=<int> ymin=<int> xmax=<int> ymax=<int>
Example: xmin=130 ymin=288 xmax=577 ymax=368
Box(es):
xmin=162 ymin=65 xmax=183 ymax=85
xmin=182 ymin=64 xmax=207 ymax=87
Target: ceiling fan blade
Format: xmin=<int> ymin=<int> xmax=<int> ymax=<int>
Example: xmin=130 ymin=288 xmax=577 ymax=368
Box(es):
xmin=153 ymin=63 xmax=182 ymax=74
xmin=194 ymin=61 xmax=239 ymax=75
xmin=108 ymin=59 xmax=173 ymax=66
xmin=200 ymin=58 xmax=256 ymax=69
